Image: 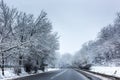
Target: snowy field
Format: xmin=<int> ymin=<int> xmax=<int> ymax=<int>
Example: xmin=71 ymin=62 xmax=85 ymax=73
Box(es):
xmin=91 ymin=66 xmax=120 ymax=78
xmin=0 ymin=68 xmax=60 ymax=80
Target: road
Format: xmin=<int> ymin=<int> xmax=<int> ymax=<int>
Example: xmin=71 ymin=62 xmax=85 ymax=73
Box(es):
xmin=13 ymin=69 xmax=101 ymax=80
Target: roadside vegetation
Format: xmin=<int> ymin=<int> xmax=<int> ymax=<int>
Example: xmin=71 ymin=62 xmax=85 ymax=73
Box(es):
xmin=59 ymin=12 xmax=120 ymax=70
xmin=0 ymin=0 xmax=59 ymax=76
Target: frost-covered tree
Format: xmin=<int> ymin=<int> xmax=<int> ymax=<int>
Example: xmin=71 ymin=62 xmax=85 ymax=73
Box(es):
xmin=59 ymin=53 xmax=73 ymax=68
xmin=0 ymin=0 xmax=18 ymax=75
xmin=0 ymin=0 xmax=59 ymax=75
xmin=72 ymin=41 xmax=95 ymax=68
xmin=73 ymin=12 xmax=120 ymax=66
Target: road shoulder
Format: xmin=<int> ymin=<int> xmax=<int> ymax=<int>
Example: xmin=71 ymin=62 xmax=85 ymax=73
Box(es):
xmin=75 ymin=69 xmax=111 ymax=80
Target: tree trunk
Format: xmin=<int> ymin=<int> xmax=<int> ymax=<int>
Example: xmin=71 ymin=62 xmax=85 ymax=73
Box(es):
xmin=19 ymin=55 xmax=22 ymax=66
xmin=18 ymin=55 xmax=22 ymax=74
xmin=2 ymin=53 xmax=4 ymax=76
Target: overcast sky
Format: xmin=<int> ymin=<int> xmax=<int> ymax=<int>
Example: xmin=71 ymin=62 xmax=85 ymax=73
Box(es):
xmin=4 ymin=0 xmax=120 ymax=54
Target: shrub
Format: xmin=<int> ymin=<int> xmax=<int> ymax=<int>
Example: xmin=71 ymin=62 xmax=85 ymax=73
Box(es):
xmin=14 ymin=67 xmax=21 ymax=75
xmin=24 ymin=62 xmax=33 ymax=73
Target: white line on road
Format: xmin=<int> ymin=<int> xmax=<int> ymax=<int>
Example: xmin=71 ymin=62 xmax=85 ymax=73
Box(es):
xmin=50 ymin=69 xmax=68 ymax=80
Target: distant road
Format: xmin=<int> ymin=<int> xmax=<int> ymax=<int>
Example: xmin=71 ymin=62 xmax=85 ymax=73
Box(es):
xmin=12 ymin=69 xmax=101 ymax=80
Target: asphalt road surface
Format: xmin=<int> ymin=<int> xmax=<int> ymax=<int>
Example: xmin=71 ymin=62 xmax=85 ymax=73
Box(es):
xmin=13 ymin=69 xmax=101 ymax=80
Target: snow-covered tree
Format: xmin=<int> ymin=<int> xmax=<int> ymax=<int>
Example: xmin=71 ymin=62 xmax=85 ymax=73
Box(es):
xmin=73 ymin=12 xmax=120 ymax=66
xmin=0 ymin=0 xmax=59 ymax=75
xmin=59 ymin=53 xmax=73 ymax=68
xmin=0 ymin=0 xmax=18 ymax=75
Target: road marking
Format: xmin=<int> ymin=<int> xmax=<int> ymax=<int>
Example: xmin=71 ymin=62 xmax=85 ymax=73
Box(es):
xmin=50 ymin=69 xmax=67 ymax=80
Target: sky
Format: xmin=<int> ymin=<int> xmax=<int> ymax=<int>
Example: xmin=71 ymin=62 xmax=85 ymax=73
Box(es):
xmin=4 ymin=0 xmax=120 ymax=54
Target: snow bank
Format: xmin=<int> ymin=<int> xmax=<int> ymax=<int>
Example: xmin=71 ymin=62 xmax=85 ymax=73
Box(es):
xmin=0 ymin=68 xmax=29 ymax=80
xmin=0 ymin=68 xmax=40 ymax=79
xmin=46 ymin=68 xmax=60 ymax=72
xmin=0 ymin=68 xmax=17 ymax=79
xmin=91 ymin=66 xmax=120 ymax=77
xmin=0 ymin=68 xmax=60 ymax=80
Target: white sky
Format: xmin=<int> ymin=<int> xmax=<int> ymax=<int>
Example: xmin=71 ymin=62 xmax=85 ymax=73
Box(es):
xmin=4 ymin=0 xmax=120 ymax=54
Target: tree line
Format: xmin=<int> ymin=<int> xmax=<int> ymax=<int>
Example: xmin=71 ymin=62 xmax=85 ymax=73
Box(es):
xmin=59 ymin=12 xmax=120 ymax=69
xmin=72 ymin=12 xmax=120 ymax=68
xmin=0 ymin=0 xmax=59 ymax=75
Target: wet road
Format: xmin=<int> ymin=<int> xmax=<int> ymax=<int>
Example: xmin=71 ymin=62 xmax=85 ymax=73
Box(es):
xmin=12 ymin=69 xmax=101 ymax=80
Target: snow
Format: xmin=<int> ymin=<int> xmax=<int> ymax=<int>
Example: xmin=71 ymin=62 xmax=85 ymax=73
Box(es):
xmin=0 ymin=68 xmax=30 ymax=80
xmin=46 ymin=68 xmax=60 ymax=72
xmin=79 ymin=69 xmax=111 ymax=80
xmin=91 ymin=66 xmax=120 ymax=78
xmin=0 ymin=68 xmax=17 ymax=79
xmin=0 ymin=68 xmax=60 ymax=80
